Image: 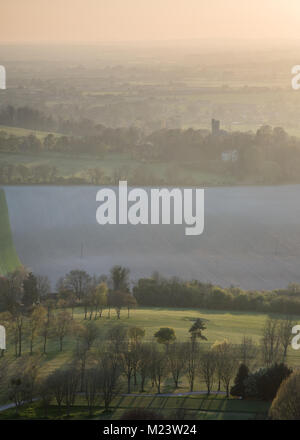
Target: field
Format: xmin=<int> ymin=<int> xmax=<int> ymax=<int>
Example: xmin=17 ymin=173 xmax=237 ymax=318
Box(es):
xmin=0 ymin=306 xmax=299 ymax=420
xmin=0 ymin=125 xmax=61 ymax=139
xmin=0 ymin=149 xmax=235 ymax=186
xmin=0 ymin=394 xmax=270 ymax=420
xmin=0 ymin=188 xmax=21 ymax=275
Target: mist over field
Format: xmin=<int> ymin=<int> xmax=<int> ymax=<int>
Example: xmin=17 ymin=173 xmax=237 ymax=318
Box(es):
xmin=4 ymin=184 xmax=300 ymax=290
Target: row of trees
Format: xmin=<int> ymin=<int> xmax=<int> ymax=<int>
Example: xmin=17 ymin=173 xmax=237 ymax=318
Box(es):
xmin=133 ymin=277 xmax=300 ymax=315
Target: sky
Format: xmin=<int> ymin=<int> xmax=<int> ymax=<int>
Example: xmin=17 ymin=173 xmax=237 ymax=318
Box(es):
xmin=1 ymin=0 xmax=300 ymax=44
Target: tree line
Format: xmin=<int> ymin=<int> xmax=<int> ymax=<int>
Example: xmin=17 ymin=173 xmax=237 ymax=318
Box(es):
xmin=2 ymin=105 xmax=300 ymax=185
xmin=133 ymin=277 xmax=300 ymax=315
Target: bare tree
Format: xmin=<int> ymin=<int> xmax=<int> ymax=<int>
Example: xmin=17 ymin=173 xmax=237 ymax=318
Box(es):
xmin=220 ymin=344 xmax=238 ymax=397
xmin=63 ymin=270 xmax=91 ymax=301
xmin=83 ymin=367 xmax=100 ymax=416
xmin=279 ymin=317 xmax=295 ymax=361
xmin=198 ymin=350 xmax=216 ymax=395
xmin=98 ymin=353 xmax=121 ymax=412
xmin=62 ymin=364 xmax=80 ymax=416
xmin=120 ymin=342 xmax=135 ymax=394
xmin=47 ymin=369 xmax=65 ymax=414
xmin=36 ymin=275 xmax=51 ymax=301
xmin=183 ymin=341 xmax=199 ymax=392
xmin=238 ymin=336 xmax=258 ymax=368
xmin=54 ymin=310 xmax=73 ymax=351
xmin=27 ymin=305 xmax=46 ymax=355
xmin=137 ymin=343 xmax=152 ymax=392
xmin=106 ymin=324 xmax=128 ymax=353
xmin=261 ymin=318 xmax=283 ymax=366
xmin=151 ymin=347 xmax=168 ymax=394
xmin=39 ymin=301 xmax=54 ymax=354
xmin=8 ymin=356 xmax=41 ymax=413
xmin=167 ymin=342 xmax=187 ymax=389
xmin=79 ymin=320 xmax=101 ymax=351
xmin=37 ymin=379 xmax=53 ymax=418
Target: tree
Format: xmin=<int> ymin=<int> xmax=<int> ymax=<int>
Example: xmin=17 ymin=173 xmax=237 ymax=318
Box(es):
xmin=279 ymin=318 xmax=295 ymax=361
xmin=36 ymin=275 xmax=50 ymax=301
xmin=1 ymin=267 xmax=28 ymax=312
xmin=261 ymin=318 xmax=282 ymax=366
xmin=10 ymin=304 xmax=25 ymax=357
xmin=0 ymin=357 xmax=8 ymax=389
xmin=128 ymin=326 xmax=145 ymax=346
xmin=257 ymin=363 xmax=292 ymax=401
xmin=47 ymin=369 xmax=65 ymax=414
xmin=8 ymin=356 xmax=40 ymax=413
xmin=80 ymin=320 xmax=101 ymax=351
xmin=123 ymin=293 xmax=137 ymax=318
xmin=211 ymin=340 xmax=228 ymax=391
xmin=22 ymin=272 xmax=38 ymax=307
xmin=189 ymin=318 xmax=207 ymax=349
xmin=220 ymin=344 xmax=238 ymax=397
xmin=137 ymin=343 xmax=152 ymax=392
xmin=62 ymin=364 xmax=80 ymax=416
xmin=128 ymin=326 xmax=145 ymax=386
xmin=167 ymin=342 xmax=187 ymax=389
xmin=110 ymin=265 xmax=130 ymax=292
xmin=63 ymin=270 xmax=91 ymax=301
xmin=83 ymin=367 xmax=100 ymax=416
xmin=98 ymin=353 xmax=121 ymax=412
xmin=73 ymin=337 xmax=90 ymax=392
xmin=106 ymin=324 xmax=128 ymax=354
xmin=238 ymin=336 xmax=258 ymax=368
xmin=154 ymin=327 xmax=176 ymax=350
xmin=151 ymin=347 xmax=168 ymax=394
xmin=27 ymin=305 xmax=46 ymax=355
xmin=39 ymin=301 xmax=54 ymax=354
xmin=198 ymin=351 xmax=216 ymax=395
xmin=120 ymin=342 xmax=135 ymax=394
xmin=244 ymin=363 xmax=292 ymax=401
xmin=37 ymin=379 xmax=53 ymax=418
xmin=109 ymin=291 xmax=126 ymax=319
xmin=22 ymin=355 xmax=41 ymax=402
xmin=92 ymin=282 xmax=108 ymax=319
xmin=54 ymin=310 xmax=73 ymax=351
xmin=8 ymin=376 xmax=31 ymax=414
xmin=183 ymin=341 xmax=199 ymax=392
xmin=231 ymin=364 xmax=249 ymax=398
xmin=269 ymin=370 xmax=300 ymax=420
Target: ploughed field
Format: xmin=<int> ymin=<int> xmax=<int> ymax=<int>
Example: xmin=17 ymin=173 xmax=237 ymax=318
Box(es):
xmin=4 ymin=184 xmax=300 ymax=290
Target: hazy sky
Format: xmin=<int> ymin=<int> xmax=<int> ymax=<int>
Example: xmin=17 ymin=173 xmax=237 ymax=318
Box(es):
xmin=1 ymin=0 xmax=300 ymax=43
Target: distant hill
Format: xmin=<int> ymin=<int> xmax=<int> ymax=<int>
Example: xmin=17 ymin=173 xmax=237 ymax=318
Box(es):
xmin=0 ymin=188 xmax=21 ymax=275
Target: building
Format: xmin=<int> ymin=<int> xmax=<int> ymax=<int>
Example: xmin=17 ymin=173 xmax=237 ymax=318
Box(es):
xmin=211 ymin=118 xmax=220 ymax=135
xmin=221 ymin=150 xmax=238 ymax=162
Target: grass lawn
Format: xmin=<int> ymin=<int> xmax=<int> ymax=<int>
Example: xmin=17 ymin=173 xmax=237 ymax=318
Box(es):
xmin=0 ymin=394 xmax=271 ymax=420
xmin=1 ymin=306 xmax=296 ymax=419
xmin=0 ymin=306 xmax=299 ymax=408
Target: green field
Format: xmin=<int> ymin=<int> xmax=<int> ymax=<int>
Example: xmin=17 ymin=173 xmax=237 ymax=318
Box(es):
xmin=1 ymin=306 xmax=297 ymax=419
xmin=0 ymin=188 xmax=21 ymax=275
xmin=3 ymin=307 xmax=300 ymax=377
xmin=0 ymin=125 xmax=61 ymax=139
xmin=0 ymin=150 xmax=235 ymax=186
xmin=0 ymin=394 xmax=270 ymax=420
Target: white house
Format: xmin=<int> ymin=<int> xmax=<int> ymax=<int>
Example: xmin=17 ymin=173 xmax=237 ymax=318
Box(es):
xmin=221 ymin=150 xmax=238 ymax=162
